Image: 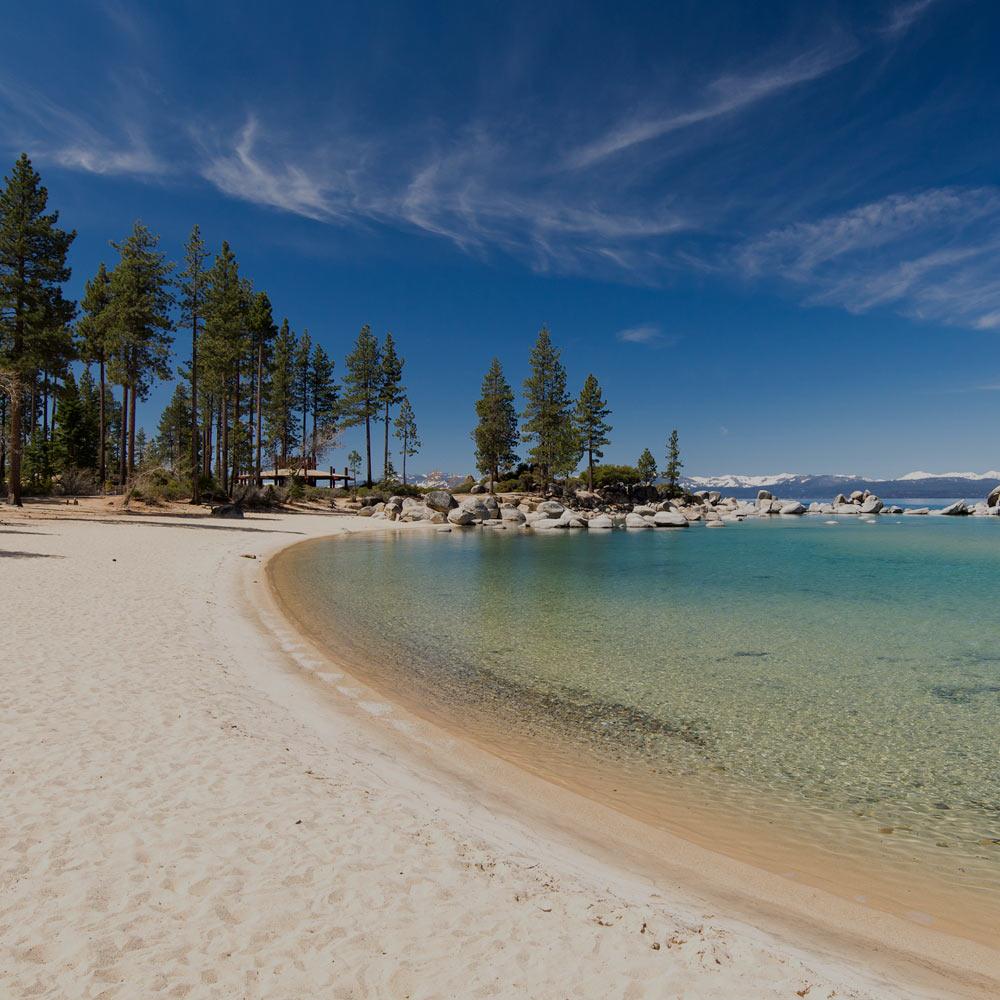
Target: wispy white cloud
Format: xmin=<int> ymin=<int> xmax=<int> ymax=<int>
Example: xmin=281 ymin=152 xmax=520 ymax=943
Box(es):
xmin=197 ymin=116 xmax=692 ymax=274
xmin=199 ymin=117 xmax=345 ymax=222
xmin=565 ymin=42 xmax=859 ymax=170
xmin=615 ymin=323 xmax=681 ymax=346
xmin=736 ymin=187 xmax=1000 ymax=328
xmin=615 ymin=323 xmax=663 ymax=344
xmin=0 ymin=79 xmax=167 ymax=178
xmin=881 ymin=0 xmax=941 ymax=38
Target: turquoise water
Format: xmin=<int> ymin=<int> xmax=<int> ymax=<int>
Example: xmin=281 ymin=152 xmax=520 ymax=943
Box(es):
xmin=275 ymin=516 xmax=1000 ymax=906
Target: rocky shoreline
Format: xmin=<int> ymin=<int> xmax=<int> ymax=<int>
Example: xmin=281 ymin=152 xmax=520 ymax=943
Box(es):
xmin=349 ymin=483 xmax=1000 ymax=531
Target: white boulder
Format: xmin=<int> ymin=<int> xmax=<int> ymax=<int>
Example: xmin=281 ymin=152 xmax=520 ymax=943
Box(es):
xmin=654 ymin=510 xmax=689 ymax=527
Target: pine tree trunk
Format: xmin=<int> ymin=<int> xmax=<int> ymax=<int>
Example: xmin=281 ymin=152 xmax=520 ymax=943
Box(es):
xmin=383 ymin=402 xmax=390 ymax=480
xmin=255 ymin=342 xmax=263 ymax=487
xmin=127 ymin=385 xmax=136 ymax=482
xmin=588 ymin=447 xmax=594 ymax=491
xmin=365 ymin=412 xmax=372 ymax=487
xmin=190 ymin=314 xmax=199 ymax=503
xmin=221 ymin=390 xmax=229 ymax=495
xmin=402 ymin=436 xmax=407 ymax=485
xmin=0 ymin=394 xmax=6 ymax=488
xmin=98 ymin=357 xmax=106 ymax=491
xmin=232 ymin=365 xmax=240 ymax=493
xmin=301 ymin=386 xmax=308 ymax=476
xmin=118 ymin=384 xmax=128 ymax=490
xmin=7 ymin=372 xmax=23 ymax=506
xmin=311 ymin=405 xmax=318 ymax=477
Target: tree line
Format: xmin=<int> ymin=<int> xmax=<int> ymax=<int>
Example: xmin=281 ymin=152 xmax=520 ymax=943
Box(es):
xmin=0 ymin=154 xmax=420 ymax=505
xmin=472 ymin=326 xmax=683 ymax=495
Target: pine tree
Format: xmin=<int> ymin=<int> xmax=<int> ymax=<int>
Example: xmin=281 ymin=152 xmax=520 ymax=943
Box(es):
xmin=265 ymin=318 xmax=297 ymax=471
xmin=347 ymin=449 xmax=362 ymax=487
xmin=0 ymin=154 xmax=76 ymax=505
xmin=473 ymin=358 xmax=518 ymax=492
xmin=53 ymin=370 xmax=97 ymax=472
xmin=342 ymin=324 xmax=381 ymax=486
xmin=308 ymin=343 xmax=338 ymax=469
xmin=179 ymin=225 xmax=208 ymax=501
xmin=664 ymin=429 xmax=683 ymax=497
xmin=521 ymin=326 xmax=578 ymax=490
xmin=135 ymin=427 xmax=148 ymax=468
xmin=378 ymin=332 xmax=404 ymax=480
xmin=393 ymin=397 xmax=420 ymax=485
xmin=200 ymin=241 xmax=243 ymax=492
xmin=294 ymin=329 xmax=312 ymax=473
xmin=77 ymin=262 xmax=112 ymax=487
xmin=248 ymin=291 xmax=276 ymax=485
xmin=154 ymin=383 xmax=192 ymax=472
xmin=574 ymin=373 xmax=612 ymax=490
xmin=636 ymin=448 xmax=657 ymax=486
xmin=107 ymin=220 xmax=173 ymax=486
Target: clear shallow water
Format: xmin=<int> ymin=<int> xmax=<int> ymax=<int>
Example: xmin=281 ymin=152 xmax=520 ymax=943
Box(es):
xmin=274 ymin=516 xmax=1000 ymax=915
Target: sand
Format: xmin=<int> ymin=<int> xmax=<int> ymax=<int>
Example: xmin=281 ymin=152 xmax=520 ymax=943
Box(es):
xmin=1 ymin=500 xmax=996 ymax=999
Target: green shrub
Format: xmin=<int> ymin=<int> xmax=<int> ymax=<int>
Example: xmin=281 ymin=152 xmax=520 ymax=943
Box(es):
xmin=592 ymin=464 xmax=640 ymax=490
xmin=126 ymin=466 xmax=188 ymax=505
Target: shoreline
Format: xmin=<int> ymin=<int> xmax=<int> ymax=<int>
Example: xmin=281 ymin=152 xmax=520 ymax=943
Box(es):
xmin=2 ymin=501 xmax=997 ymax=998
xmin=263 ymin=528 xmax=1000 ymax=992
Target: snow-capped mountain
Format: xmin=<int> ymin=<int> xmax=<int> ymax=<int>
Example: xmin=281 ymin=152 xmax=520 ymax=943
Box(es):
xmin=681 ymin=472 xmax=1000 ymax=499
xmin=684 ymin=473 xmax=833 ymax=489
xmin=411 ymin=470 xmax=472 ymax=489
xmin=899 ymin=470 xmax=1000 ymax=481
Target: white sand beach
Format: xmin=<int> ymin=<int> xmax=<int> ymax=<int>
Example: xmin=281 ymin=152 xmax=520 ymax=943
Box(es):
xmin=2 ymin=502 xmax=997 ymax=999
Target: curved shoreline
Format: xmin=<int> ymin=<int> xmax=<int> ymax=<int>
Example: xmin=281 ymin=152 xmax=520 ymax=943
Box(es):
xmin=257 ymin=523 xmax=1000 ymax=999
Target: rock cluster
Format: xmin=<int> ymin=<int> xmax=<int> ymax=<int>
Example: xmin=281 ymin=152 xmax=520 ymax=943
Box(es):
xmin=349 ymin=480 xmax=1000 ymax=531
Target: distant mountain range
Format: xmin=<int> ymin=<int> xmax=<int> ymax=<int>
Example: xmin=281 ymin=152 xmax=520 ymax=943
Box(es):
xmin=409 ymin=469 xmax=1000 ymax=500
xmin=683 ymin=472 xmax=1000 ymax=499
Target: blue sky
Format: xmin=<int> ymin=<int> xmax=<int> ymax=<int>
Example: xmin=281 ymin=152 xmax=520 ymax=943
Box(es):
xmin=3 ymin=0 xmax=1000 ymax=477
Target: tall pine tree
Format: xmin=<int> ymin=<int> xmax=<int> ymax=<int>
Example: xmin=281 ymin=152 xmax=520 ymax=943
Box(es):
xmin=473 ymin=358 xmax=518 ymax=492
xmin=265 ymin=318 xmax=297 ymax=470
xmin=248 ymin=291 xmax=277 ymax=485
xmin=107 ymin=220 xmax=173 ymax=486
xmin=293 ymin=329 xmax=312 ymax=473
xmin=77 ymin=262 xmax=112 ymax=487
xmin=573 ymin=373 xmax=612 ymax=490
xmin=378 ymin=332 xmax=404 ymax=481
xmin=664 ymin=428 xmax=683 ymax=497
xmin=0 ymin=154 xmax=76 ymax=505
xmin=393 ymin=397 xmax=420 ymax=485
xmin=342 ymin=324 xmax=381 ymax=486
xmin=308 ymin=344 xmax=338 ymax=470
xmin=521 ymin=326 xmax=578 ymax=490
xmin=179 ymin=225 xmax=208 ymax=501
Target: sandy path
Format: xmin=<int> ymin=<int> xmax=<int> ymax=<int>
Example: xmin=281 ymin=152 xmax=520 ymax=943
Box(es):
xmin=0 ymin=507 xmax=984 ymax=998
